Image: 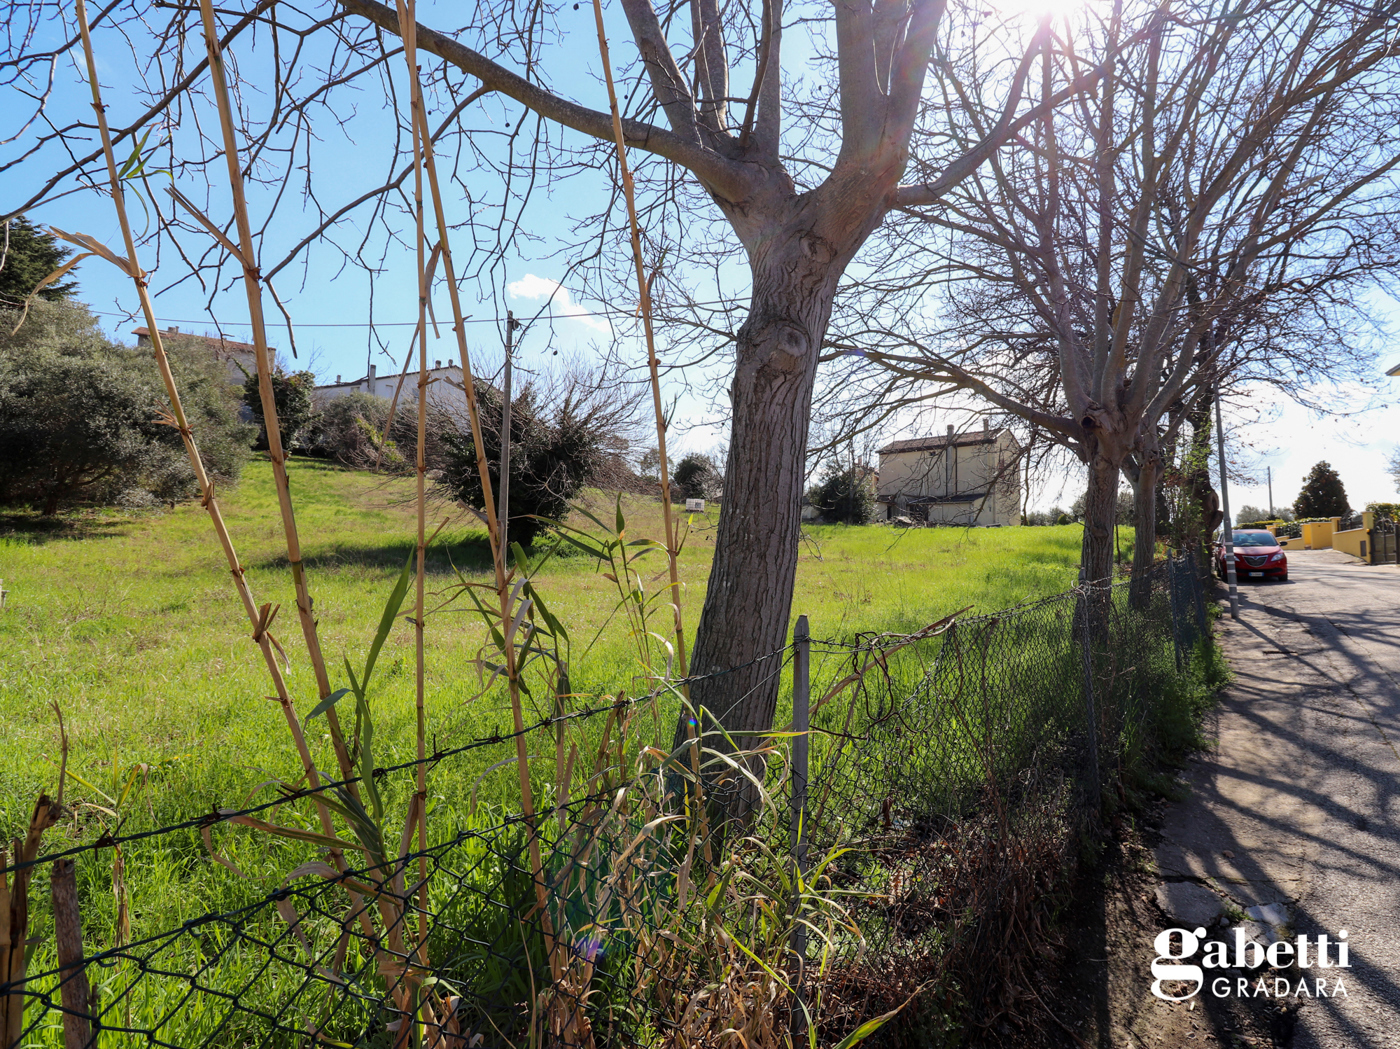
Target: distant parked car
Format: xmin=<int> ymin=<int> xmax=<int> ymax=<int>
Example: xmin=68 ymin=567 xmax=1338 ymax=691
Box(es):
xmin=1215 ymin=529 xmax=1289 ymax=582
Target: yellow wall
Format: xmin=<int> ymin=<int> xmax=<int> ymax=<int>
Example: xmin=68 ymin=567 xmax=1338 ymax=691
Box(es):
xmin=1301 ymin=519 xmax=1337 ymax=549
xmin=1333 ymin=527 xmax=1368 ymax=560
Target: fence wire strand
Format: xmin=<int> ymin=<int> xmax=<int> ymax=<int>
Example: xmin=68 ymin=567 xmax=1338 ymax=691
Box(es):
xmin=2 ymin=555 xmax=1213 ymax=1048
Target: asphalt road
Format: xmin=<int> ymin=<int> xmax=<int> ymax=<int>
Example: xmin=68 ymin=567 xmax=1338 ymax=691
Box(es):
xmin=1156 ymin=549 xmax=1400 ymax=1047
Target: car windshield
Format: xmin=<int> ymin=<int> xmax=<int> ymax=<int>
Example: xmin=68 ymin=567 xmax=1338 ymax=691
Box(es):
xmin=1232 ymin=532 xmax=1277 ymax=547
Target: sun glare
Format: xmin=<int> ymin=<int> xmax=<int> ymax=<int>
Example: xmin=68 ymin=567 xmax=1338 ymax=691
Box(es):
xmin=989 ymin=0 xmax=1089 ymax=23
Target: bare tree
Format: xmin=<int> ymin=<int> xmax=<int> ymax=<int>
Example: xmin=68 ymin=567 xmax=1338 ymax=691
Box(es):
xmin=3 ymin=0 xmax=1106 ymax=771
xmin=820 ymin=0 xmax=1400 ymax=595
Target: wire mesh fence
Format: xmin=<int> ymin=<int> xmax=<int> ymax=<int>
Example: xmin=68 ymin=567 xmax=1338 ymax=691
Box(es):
xmin=3 ymin=555 xmax=1213 ymax=1049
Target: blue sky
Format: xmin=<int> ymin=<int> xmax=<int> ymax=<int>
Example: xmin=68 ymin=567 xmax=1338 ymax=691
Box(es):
xmin=5 ymin=0 xmax=1398 ymax=510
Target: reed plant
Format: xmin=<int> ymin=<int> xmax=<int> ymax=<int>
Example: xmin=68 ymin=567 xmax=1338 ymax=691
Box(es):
xmin=3 ymin=6 xmax=1122 ymax=1043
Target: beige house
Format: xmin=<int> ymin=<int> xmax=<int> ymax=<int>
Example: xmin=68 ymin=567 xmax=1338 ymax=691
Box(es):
xmin=876 ymin=423 xmax=1021 ymax=526
xmin=133 ymin=326 xmax=258 ymax=384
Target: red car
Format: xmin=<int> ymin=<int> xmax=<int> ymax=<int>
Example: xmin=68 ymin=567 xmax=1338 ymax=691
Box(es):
xmin=1216 ymin=529 xmax=1289 ymax=582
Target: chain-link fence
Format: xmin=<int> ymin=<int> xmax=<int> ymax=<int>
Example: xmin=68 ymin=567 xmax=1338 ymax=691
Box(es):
xmin=3 ymin=556 xmax=1213 ymax=1049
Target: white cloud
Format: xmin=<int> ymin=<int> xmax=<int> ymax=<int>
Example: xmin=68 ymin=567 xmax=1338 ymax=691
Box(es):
xmin=506 ymin=274 xmax=611 ymax=334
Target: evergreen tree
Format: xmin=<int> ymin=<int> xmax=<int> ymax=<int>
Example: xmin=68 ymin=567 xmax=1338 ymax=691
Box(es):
xmin=0 ymin=299 xmax=251 ymax=514
xmin=1293 ymin=461 xmax=1350 ymax=518
xmin=671 ymin=453 xmax=723 ymax=502
xmin=807 ymin=465 xmax=875 ymax=525
xmin=0 ymin=218 xmax=78 ymax=306
xmin=242 ymin=367 xmax=318 ymax=452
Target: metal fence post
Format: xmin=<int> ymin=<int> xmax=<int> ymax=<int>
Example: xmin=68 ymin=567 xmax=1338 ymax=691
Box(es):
xmin=790 ymin=614 xmax=810 ymax=1036
xmin=1215 ymin=388 xmax=1240 ymax=620
xmin=1077 ymin=593 xmax=1102 ymax=821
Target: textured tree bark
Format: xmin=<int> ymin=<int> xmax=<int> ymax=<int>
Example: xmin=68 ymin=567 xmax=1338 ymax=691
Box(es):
xmin=1129 ymin=450 xmax=1162 ymax=609
xmin=677 ymin=193 xmax=881 ymax=819
xmin=1080 ymin=445 xmax=1122 ymax=588
xmin=1184 ymin=404 xmax=1222 ymax=572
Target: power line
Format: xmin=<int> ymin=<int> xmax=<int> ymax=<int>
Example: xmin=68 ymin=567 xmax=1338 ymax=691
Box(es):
xmin=91 ymin=298 xmax=739 ymax=330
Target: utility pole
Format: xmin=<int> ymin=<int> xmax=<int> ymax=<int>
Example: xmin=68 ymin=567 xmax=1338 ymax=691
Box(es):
xmin=499 ymin=311 xmax=520 ymax=548
xmin=1215 ymin=387 xmax=1239 ymax=620
xmin=1267 ymin=466 xmax=1274 ymax=520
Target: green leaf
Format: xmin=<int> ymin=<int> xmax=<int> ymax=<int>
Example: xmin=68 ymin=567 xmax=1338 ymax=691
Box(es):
xmin=362 ymin=550 xmax=414 ymax=689
xmin=63 ymin=766 xmax=115 ymax=805
xmin=615 ymin=492 xmax=625 ymax=536
xmin=117 ymin=127 xmax=153 ymax=180
xmin=307 ymin=688 xmax=352 ymax=722
xmin=342 ymin=658 xmax=363 ymax=702
xmin=526 ymin=584 xmax=568 ymax=643
xmin=830 ymin=982 xmax=933 ymax=1049
xmin=571 ymin=504 xmax=616 ymax=537
xmin=357 ymin=685 xmax=382 ymax=824
xmin=115 ymin=765 xmax=144 ymax=810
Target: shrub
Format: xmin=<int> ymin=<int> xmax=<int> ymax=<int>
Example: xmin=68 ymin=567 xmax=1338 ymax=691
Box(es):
xmin=242 ymin=366 xmax=317 ymax=452
xmin=1365 ymin=501 xmax=1400 ymax=521
xmin=305 ymin=392 xmax=449 ymax=471
xmin=1071 ymin=488 xmax=1134 ymax=524
xmin=671 ymin=452 xmax=723 ymax=502
xmin=437 ymin=372 xmax=639 ymax=546
xmin=0 ymin=299 xmax=252 ymax=514
xmin=807 ymin=465 xmax=875 ymax=524
xmin=1022 ymin=506 xmax=1068 ymax=526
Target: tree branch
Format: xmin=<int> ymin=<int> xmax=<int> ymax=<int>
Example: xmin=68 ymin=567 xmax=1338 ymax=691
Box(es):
xmin=894 ymin=23 xmax=1117 ymax=207
xmin=336 ymin=0 xmax=753 ymax=201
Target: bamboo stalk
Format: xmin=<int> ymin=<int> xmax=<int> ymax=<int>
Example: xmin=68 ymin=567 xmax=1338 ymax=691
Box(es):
xmin=587 ymin=0 xmax=710 ymax=862
xmin=189 ymin=0 xmax=359 ymax=790
xmin=75 ymin=0 xmax=347 ymax=824
xmin=586 ymin=0 xmax=686 ymax=675
xmin=374 ymin=240 xmax=441 ymax=474
xmin=73 ymin=0 xmax=385 ymax=972
xmin=404 ymin=18 xmax=432 ymax=1040
xmin=389 ymin=0 xmax=556 ymax=980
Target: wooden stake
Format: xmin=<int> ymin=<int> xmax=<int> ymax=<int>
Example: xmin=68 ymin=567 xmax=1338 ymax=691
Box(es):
xmin=51 ymin=859 xmax=93 ymax=1049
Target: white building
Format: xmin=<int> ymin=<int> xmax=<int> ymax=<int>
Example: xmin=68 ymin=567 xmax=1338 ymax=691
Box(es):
xmin=314 ymin=360 xmax=470 ymax=417
xmin=877 ymin=422 xmax=1021 ymax=526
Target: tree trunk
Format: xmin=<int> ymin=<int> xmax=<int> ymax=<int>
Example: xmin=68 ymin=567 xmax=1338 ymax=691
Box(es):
xmin=1184 ymin=404 xmax=1222 ymax=571
xmin=667 ymin=156 xmax=896 ymax=821
xmin=678 ymin=241 xmax=842 ymax=822
xmin=1080 ymin=450 xmax=1120 ymax=586
xmin=1129 ymin=451 xmax=1162 ymax=609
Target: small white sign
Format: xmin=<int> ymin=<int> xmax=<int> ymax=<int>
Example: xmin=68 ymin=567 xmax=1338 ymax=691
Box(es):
xmin=685 ymin=498 xmax=706 ymax=512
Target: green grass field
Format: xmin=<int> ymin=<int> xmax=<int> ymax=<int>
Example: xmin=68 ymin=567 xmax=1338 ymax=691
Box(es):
xmin=0 ymin=457 xmax=1113 ymax=835
xmin=0 ymin=458 xmax=1130 ymax=837
xmin=0 ymin=459 xmax=1170 ymax=1047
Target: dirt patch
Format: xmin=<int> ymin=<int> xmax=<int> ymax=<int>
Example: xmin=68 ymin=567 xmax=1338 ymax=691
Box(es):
xmin=1022 ymin=811 xmax=1299 ymax=1049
